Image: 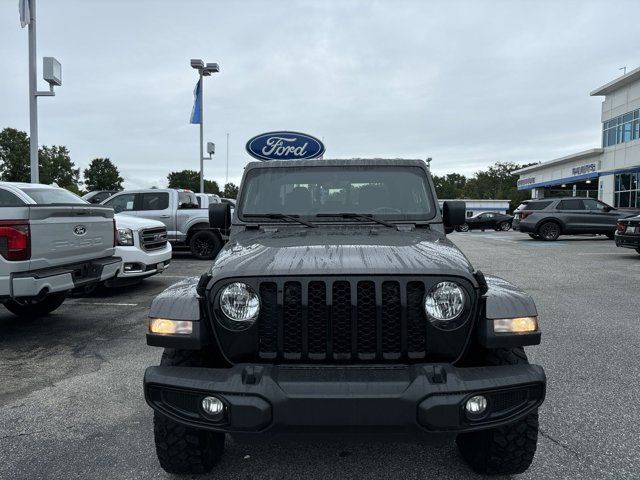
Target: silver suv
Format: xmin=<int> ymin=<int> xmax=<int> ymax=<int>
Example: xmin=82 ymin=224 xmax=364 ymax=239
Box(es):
xmin=513 ymin=197 xmax=640 ymax=241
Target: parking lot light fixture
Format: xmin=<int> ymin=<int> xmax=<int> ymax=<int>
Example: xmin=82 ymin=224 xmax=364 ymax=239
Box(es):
xmin=190 ymin=59 xmax=220 ymax=193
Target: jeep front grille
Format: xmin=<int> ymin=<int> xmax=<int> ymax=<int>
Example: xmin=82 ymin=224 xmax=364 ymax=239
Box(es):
xmin=140 ymin=227 xmax=168 ymax=251
xmin=250 ymin=277 xmax=467 ymax=363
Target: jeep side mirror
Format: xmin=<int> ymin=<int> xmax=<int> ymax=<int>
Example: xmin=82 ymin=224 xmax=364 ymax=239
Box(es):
xmin=443 ymin=201 xmax=466 ymax=230
xmin=209 ymin=202 xmax=231 ymax=234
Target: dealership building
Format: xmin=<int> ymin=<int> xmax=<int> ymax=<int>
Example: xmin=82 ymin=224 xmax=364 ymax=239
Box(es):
xmin=515 ymin=67 xmax=640 ymax=209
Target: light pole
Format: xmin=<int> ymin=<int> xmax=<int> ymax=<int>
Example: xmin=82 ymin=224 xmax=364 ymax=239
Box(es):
xmin=190 ymin=59 xmax=219 ymax=193
xmin=21 ymin=0 xmax=62 ymax=183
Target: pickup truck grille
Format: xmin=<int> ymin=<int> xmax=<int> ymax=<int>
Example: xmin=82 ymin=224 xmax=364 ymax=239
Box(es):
xmin=139 ymin=227 xmax=168 ymax=251
xmin=241 ymin=277 xmax=473 ymax=363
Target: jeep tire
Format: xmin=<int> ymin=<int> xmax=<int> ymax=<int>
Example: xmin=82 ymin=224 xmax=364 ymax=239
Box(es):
xmin=3 ymin=292 xmax=67 ymax=318
xmin=456 ymin=347 xmax=539 ymax=475
xmin=189 ymin=230 xmax=222 ymax=260
xmin=153 ymin=349 xmax=225 ymax=475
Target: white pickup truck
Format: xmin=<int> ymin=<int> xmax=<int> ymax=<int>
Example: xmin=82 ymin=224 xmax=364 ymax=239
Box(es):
xmin=0 ymin=182 xmax=120 ymax=317
xmin=110 ymin=214 xmax=172 ymax=286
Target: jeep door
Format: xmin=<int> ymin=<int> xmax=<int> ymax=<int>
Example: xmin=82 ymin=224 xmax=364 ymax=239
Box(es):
xmin=556 ymin=199 xmax=588 ymax=233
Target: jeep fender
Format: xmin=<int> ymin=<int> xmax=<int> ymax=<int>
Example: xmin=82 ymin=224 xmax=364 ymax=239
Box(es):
xmin=479 ymin=275 xmax=540 ymax=348
xmin=147 ymin=276 xmax=211 ymax=349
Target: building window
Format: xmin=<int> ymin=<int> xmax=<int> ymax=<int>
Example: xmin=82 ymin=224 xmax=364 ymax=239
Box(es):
xmin=614 ymin=172 xmax=640 ymax=208
xmin=603 ymin=109 xmax=640 ymax=147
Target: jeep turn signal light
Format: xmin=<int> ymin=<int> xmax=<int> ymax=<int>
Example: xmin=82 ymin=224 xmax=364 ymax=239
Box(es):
xmin=493 ymin=316 xmax=538 ymax=333
xmin=149 ymin=318 xmax=193 ymax=335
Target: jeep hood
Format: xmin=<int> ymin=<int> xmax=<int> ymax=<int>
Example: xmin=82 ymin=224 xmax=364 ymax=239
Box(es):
xmin=209 ymin=227 xmax=476 ymax=282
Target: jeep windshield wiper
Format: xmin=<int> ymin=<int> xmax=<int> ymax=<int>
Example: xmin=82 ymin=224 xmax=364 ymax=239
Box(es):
xmin=315 ymin=213 xmax=395 ymax=228
xmin=243 ymin=213 xmax=317 ymax=228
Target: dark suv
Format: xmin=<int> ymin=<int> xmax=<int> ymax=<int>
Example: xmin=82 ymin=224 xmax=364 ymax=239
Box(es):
xmin=144 ymin=159 xmax=545 ymax=476
xmin=513 ymin=197 xmax=640 ymax=241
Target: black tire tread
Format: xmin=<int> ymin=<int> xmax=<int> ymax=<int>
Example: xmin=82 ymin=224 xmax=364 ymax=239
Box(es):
xmin=153 ymin=348 xmax=225 ymax=475
xmin=3 ymin=292 xmax=67 ymax=318
xmin=456 ymin=347 xmax=539 ymax=475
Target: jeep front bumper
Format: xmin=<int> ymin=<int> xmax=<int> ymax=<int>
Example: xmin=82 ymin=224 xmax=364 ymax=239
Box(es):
xmin=144 ymin=363 xmax=545 ymax=434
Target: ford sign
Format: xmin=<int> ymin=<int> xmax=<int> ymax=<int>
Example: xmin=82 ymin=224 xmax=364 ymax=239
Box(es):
xmin=246 ymin=131 xmax=325 ymax=161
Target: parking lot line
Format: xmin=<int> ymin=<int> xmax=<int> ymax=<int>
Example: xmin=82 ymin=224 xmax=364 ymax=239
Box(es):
xmin=158 ymin=275 xmax=190 ymax=279
xmin=67 ymin=301 xmax=138 ymax=307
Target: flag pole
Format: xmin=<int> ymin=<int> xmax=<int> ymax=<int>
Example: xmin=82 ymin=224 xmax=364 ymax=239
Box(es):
xmin=28 ymin=0 xmax=39 ymax=183
xmin=225 ymin=133 xmax=229 ymax=186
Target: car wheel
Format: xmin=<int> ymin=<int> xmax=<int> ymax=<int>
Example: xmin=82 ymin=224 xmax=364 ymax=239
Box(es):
xmin=458 ymin=223 xmax=469 ymax=232
xmin=456 ymin=347 xmax=539 ymax=475
xmin=499 ymin=221 xmax=511 ymax=231
xmin=3 ymin=292 xmax=68 ymax=318
xmin=189 ymin=230 xmax=222 ymax=260
xmin=153 ymin=349 xmax=225 ymax=474
xmin=537 ymin=221 xmax=561 ymax=241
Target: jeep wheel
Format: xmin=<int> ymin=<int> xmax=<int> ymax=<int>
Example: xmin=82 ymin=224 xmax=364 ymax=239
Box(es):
xmin=457 ymin=223 xmax=469 ymax=232
xmin=189 ymin=230 xmax=222 ymax=260
xmin=456 ymin=347 xmax=539 ymax=475
xmin=3 ymin=292 xmax=67 ymax=318
xmin=499 ymin=221 xmax=511 ymax=231
xmin=153 ymin=349 xmax=226 ymax=474
xmin=537 ymin=221 xmax=561 ymax=241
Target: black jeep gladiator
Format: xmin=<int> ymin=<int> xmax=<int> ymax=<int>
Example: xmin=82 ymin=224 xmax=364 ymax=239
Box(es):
xmin=144 ymin=159 xmax=546 ymax=475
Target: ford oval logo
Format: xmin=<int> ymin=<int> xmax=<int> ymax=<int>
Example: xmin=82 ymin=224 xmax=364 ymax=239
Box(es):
xmin=245 ymin=131 xmax=325 ymax=161
xmin=73 ymin=225 xmax=87 ymax=236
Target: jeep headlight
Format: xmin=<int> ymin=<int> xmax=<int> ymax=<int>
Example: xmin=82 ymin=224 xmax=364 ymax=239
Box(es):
xmin=117 ymin=228 xmax=134 ymax=246
xmin=424 ymin=281 xmax=466 ymax=326
xmin=218 ymin=282 xmax=260 ymax=330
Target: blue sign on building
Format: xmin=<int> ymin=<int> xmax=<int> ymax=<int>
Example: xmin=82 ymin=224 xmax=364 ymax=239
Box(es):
xmin=246 ymin=131 xmax=325 ymax=161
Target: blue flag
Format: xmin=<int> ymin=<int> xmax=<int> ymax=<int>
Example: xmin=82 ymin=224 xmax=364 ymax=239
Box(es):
xmin=190 ymin=79 xmax=201 ymax=124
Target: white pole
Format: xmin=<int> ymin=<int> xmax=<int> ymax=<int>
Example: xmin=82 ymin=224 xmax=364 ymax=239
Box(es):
xmin=225 ymin=132 xmax=229 ymax=185
xmin=199 ymin=72 xmax=204 ymax=193
xmin=28 ymin=0 xmax=38 ymax=183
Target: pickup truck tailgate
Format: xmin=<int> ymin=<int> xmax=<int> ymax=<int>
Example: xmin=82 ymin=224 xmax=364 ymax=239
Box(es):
xmin=28 ymin=205 xmax=115 ymax=270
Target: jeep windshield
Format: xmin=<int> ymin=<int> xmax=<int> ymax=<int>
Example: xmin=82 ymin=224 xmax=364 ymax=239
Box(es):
xmin=238 ymin=165 xmax=435 ymax=222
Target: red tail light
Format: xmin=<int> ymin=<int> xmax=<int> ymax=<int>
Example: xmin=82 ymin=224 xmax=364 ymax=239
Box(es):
xmin=0 ymin=220 xmax=31 ymax=261
xmin=520 ymin=211 xmax=533 ymax=219
xmin=616 ymin=221 xmax=626 ymax=233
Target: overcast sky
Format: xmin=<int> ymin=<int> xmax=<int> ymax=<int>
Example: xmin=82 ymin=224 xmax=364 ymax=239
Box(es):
xmin=0 ymin=0 xmax=637 ymax=189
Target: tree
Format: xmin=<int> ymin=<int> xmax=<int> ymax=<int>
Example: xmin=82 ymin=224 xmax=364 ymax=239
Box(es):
xmin=83 ymin=158 xmax=123 ymax=191
xmin=167 ymin=170 xmax=220 ymax=194
xmin=38 ymin=145 xmax=81 ymax=193
xmin=433 ymin=173 xmax=467 ymax=199
xmin=222 ymin=182 xmax=239 ymax=199
xmin=0 ymin=128 xmax=30 ymax=182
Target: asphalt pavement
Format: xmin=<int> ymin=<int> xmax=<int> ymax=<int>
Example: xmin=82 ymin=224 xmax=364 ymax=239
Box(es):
xmin=1 ymin=234 xmax=639 ymax=480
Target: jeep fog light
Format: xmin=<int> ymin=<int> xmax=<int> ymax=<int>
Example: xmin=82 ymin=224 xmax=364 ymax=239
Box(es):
xmin=218 ymin=282 xmax=260 ymax=330
xmin=201 ymin=396 xmax=224 ymax=417
xmin=148 ymin=318 xmax=193 ymax=335
xmin=465 ymin=395 xmax=487 ymax=416
xmin=494 ymin=317 xmax=538 ymax=333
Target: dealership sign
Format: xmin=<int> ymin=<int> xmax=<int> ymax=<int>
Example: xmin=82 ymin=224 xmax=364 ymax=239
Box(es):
xmin=572 ymin=163 xmax=598 ymax=176
xmin=517 ymin=177 xmax=536 ymax=188
xmin=246 ymin=131 xmax=325 ymax=161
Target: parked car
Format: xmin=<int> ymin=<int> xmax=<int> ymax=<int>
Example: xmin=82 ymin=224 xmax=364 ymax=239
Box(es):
xmin=456 ymin=211 xmax=513 ymax=232
xmin=0 ymin=182 xmax=120 ymax=317
xmin=144 ymin=159 xmax=545 ymax=476
xmin=101 ymin=189 xmax=227 ymax=260
xmin=82 ymin=190 xmax=118 ymax=204
xmin=614 ymin=215 xmax=640 ymax=254
xmin=195 ymin=193 xmax=221 ymax=209
xmin=109 ymin=214 xmax=172 ymax=286
xmin=513 ymin=197 xmax=640 ymax=241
